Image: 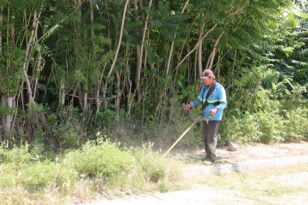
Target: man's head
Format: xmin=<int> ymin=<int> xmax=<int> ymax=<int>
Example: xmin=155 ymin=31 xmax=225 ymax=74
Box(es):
xmin=200 ymin=69 xmax=216 ymax=86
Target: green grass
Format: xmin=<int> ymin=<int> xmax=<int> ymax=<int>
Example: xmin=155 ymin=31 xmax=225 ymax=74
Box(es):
xmin=1 ymin=140 xmax=307 ymax=204
xmin=0 ymin=140 xmax=181 ymax=204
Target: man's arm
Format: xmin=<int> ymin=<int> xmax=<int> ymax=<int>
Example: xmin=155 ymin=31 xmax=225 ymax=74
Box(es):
xmin=183 ymin=86 xmax=205 ymax=111
xmin=191 ymin=86 xmax=205 ymax=107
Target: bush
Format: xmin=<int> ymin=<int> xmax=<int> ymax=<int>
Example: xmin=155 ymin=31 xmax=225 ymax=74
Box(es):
xmin=255 ymin=112 xmax=284 ymax=143
xmin=59 ymin=126 xmax=79 ymax=148
xmin=222 ymin=106 xmax=307 ymax=144
xmin=19 ymin=162 xmax=77 ymax=191
xmin=63 ymin=139 xmax=132 ymax=183
xmin=222 ymin=114 xmax=261 ymax=143
xmin=133 ymin=145 xmax=167 ymax=183
xmin=0 ymin=146 xmax=32 ymax=165
xmin=282 ymin=107 xmax=308 ymax=141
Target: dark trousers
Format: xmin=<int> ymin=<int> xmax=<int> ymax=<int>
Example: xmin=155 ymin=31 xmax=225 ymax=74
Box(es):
xmin=203 ymin=120 xmax=221 ymax=158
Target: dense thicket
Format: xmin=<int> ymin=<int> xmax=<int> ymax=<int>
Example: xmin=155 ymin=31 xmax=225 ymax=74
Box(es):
xmin=0 ymin=0 xmax=307 ymax=149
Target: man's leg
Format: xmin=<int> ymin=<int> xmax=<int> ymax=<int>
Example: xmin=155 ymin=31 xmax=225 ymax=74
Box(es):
xmin=203 ymin=121 xmax=221 ymax=161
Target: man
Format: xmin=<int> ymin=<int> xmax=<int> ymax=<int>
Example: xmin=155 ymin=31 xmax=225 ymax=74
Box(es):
xmin=183 ymin=69 xmax=227 ymax=162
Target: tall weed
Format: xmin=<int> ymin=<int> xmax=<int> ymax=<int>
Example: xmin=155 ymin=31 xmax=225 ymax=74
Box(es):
xmin=63 ymin=139 xmax=132 ymax=183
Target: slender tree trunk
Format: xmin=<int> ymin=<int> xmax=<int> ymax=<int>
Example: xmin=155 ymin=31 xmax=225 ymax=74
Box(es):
xmin=108 ymin=0 xmax=130 ymax=77
xmin=175 ymin=24 xmax=217 ymax=73
xmin=194 ymin=45 xmax=198 ymax=81
xmin=90 ymin=0 xmax=102 ymax=114
xmin=32 ymin=53 xmax=44 ymax=101
xmin=115 ymin=71 xmax=121 ymax=121
xmin=4 ymin=97 xmax=14 ymax=136
xmin=135 ymin=0 xmax=153 ymax=103
xmin=96 ymin=64 xmax=106 ymax=115
xmin=103 ymin=0 xmax=129 ymax=108
xmin=205 ymin=33 xmax=223 ymax=70
xmin=156 ymin=0 xmax=191 ymax=119
xmin=59 ymin=78 xmax=66 ymax=106
xmin=198 ymin=23 xmax=205 ymax=75
xmin=83 ymin=92 xmax=88 ymax=112
xmin=22 ymin=10 xmax=40 ymax=105
xmin=165 ymin=0 xmax=190 ymax=75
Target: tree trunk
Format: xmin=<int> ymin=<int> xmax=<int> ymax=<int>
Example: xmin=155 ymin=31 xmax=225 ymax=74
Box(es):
xmin=205 ymin=33 xmax=223 ymax=70
xmin=165 ymin=0 xmax=190 ymax=75
xmin=59 ymin=78 xmax=66 ymax=106
xmin=108 ymin=0 xmax=130 ymax=77
xmin=103 ymin=0 xmax=129 ymax=108
xmin=135 ymin=0 xmax=153 ymax=103
xmin=3 ymin=97 xmax=15 ymax=143
xmin=22 ymin=10 xmax=40 ymax=105
xmin=175 ymin=24 xmax=217 ymax=72
xmin=83 ymin=92 xmax=88 ymax=112
xmin=32 ymin=53 xmax=44 ymax=101
xmin=115 ymin=71 xmax=121 ymax=121
xmin=198 ymin=23 xmax=205 ymax=75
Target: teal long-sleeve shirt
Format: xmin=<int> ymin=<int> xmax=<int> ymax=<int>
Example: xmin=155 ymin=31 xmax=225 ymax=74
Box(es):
xmin=191 ymin=82 xmax=227 ymax=121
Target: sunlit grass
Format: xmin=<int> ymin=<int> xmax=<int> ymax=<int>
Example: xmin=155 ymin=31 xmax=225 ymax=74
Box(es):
xmin=200 ymin=164 xmax=308 ymax=204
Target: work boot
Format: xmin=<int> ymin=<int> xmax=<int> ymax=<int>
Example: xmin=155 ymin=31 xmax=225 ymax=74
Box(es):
xmin=202 ymin=155 xmax=213 ymax=162
xmin=209 ymin=156 xmax=217 ymax=162
xmin=203 ymin=155 xmax=218 ymax=162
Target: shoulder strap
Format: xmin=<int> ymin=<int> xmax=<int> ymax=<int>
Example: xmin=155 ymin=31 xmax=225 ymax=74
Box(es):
xmin=201 ymin=82 xmax=217 ymax=110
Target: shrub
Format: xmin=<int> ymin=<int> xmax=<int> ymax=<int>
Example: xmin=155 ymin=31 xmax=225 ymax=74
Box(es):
xmin=133 ymin=145 xmax=167 ymax=183
xmin=63 ymin=139 xmax=132 ymax=183
xmin=0 ymin=146 xmax=32 ymax=165
xmin=282 ymin=107 xmax=308 ymax=141
xmin=222 ymin=114 xmax=261 ymax=143
xmin=19 ymin=162 xmax=77 ymax=191
xmin=222 ymin=106 xmax=307 ymax=144
xmin=255 ymin=111 xmax=284 ymax=143
xmin=59 ymin=126 xmax=79 ymax=148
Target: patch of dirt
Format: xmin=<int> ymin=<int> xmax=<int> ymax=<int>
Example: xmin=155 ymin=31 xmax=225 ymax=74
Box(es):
xmin=176 ymin=141 xmax=308 ymax=163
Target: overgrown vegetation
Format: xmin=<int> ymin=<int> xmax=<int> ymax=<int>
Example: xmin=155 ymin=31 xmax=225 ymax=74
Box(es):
xmin=0 ymin=140 xmax=181 ymax=203
xmin=0 ymin=0 xmax=306 ymax=149
xmin=0 ymin=0 xmax=307 ymax=202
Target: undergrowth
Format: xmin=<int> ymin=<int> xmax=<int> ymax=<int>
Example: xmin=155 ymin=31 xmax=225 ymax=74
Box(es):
xmin=0 ymin=140 xmax=181 ymax=204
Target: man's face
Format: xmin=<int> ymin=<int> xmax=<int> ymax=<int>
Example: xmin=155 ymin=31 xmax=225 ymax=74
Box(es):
xmin=202 ymin=76 xmax=213 ymax=86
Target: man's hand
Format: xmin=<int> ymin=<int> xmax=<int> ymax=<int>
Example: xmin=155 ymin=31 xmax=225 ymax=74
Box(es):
xmin=183 ymin=103 xmax=192 ymax=111
xmin=209 ymin=108 xmax=218 ymax=116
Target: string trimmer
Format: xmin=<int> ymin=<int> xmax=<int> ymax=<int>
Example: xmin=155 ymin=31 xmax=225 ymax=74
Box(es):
xmin=162 ymin=116 xmax=211 ymax=157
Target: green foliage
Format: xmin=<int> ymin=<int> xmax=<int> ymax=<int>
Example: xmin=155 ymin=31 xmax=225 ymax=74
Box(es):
xmin=58 ymin=126 xmax=79 ymax=148
xmin=282 ymin=107 xmax=308 ymax=141
xmin=0 ymin=146 xmax=32 ymax=165
xmin=0 ymin=0 xmax=306 ymax=155
xmin=0 ymin=104 xmax=16 ymax=116
xmin=134 ymin=144 xmax=167 ymax=183
xmin=97 ymin=108 xmax=117 ymax=124
xmin=222 ymin=105 xmax=308 ymax=144
xmin=0 ymin=45 xmax=24 ymax=96
xmin=19 ymin=162 xmax=77 ymax=191
xmin=63 ymin=139 xmax=132 ymax=182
